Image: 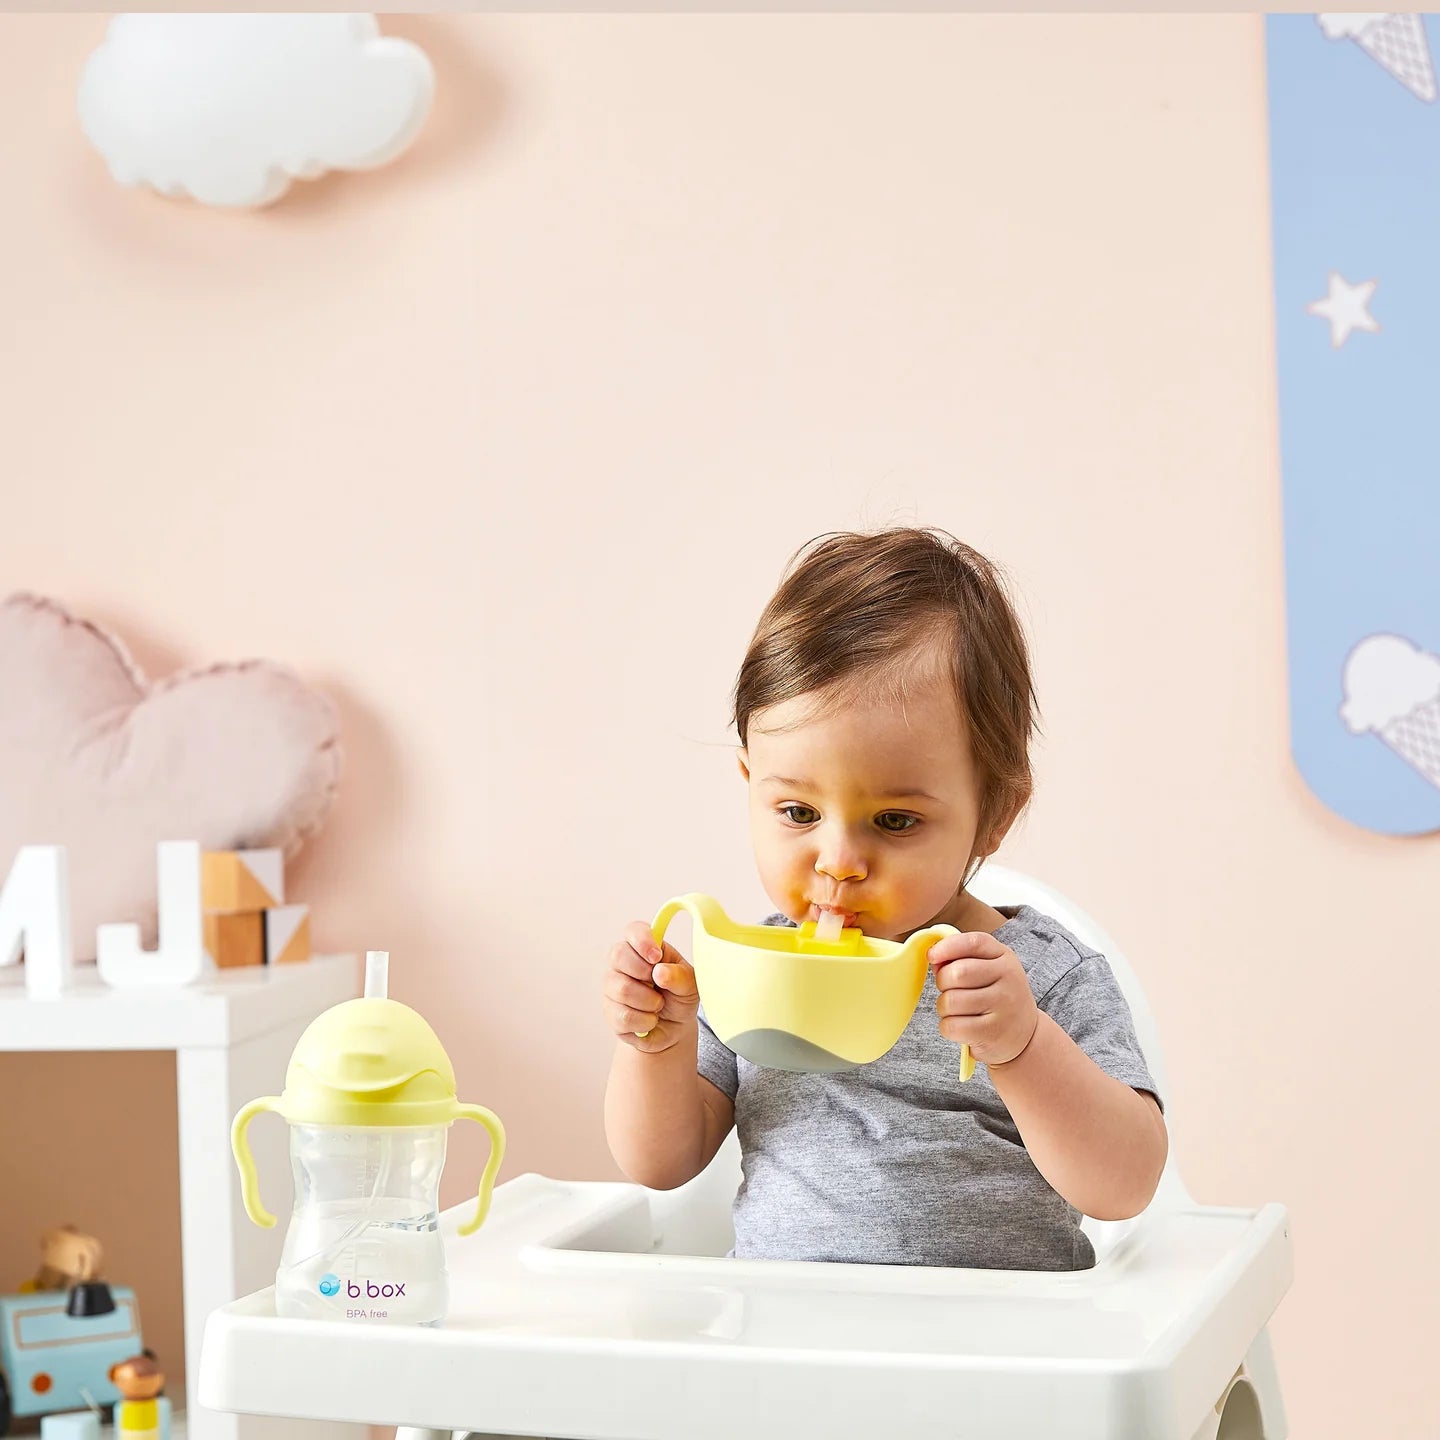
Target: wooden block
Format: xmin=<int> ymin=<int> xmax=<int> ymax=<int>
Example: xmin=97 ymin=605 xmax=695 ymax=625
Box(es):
xmin=265 ymin=904 xmax=310 ymax=965
xmin=202 ymin=849 xmax=283 ymax=913
xmin=204 ymin=911 xmax=264 ymax=968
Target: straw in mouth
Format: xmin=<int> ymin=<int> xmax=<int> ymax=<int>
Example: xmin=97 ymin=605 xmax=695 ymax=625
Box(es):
xmin=814 ymin=911 xmax=846 ymax=943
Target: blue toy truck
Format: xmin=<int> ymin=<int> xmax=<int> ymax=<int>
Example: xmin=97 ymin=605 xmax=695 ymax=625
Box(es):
xmin=0 ymin=1286 xmax=143 ymax=1436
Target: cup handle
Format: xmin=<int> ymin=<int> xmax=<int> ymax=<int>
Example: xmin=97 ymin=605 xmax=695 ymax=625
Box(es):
xmin=917 ymin=926 xmax=976 ymax=1083
xmin=231 ymin=1096 xmax=282 ymax=1228
xmin=453 ymin=1102 xmax=507 ymax=1237
xmin=632 ymin=893 xmax=730 ymax=1038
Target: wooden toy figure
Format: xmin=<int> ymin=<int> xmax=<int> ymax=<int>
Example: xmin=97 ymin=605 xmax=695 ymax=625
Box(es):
xmin=19 ymin=1227 xmax=104 ymax=1294
xmin=108 ymin=1353 xmax=163 ymax=1440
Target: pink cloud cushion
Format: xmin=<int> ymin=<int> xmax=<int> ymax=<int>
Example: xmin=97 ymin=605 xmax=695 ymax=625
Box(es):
xmin=1 ymin=592 xmax=341 ymax=961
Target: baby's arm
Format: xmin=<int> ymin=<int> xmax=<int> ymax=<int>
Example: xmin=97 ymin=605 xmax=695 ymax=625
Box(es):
xmin=989 ymin=1015 xmax=1167 ymax=1220
xmin=932 ymin=931 xmax=1167 ymax=1220
xmin=601 ymin=919 xmax=735 ymax=1189
xmin=605 ymin=1043 xmax=734 ymax=1190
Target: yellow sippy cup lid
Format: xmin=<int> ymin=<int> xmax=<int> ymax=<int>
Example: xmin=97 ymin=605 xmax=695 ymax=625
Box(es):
xmin=232 ymin=952 xmax=508 ymax=1235
xmin=273 ymin=950 xmax=463 ymax=1127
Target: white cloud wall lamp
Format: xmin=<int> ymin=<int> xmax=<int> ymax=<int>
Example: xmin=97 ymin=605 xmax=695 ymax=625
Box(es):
xmin=78 ymin=13 xmax=435 ymax=209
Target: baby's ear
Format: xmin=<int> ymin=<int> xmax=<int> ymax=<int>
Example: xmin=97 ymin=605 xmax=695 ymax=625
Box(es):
xmin=735 ymin=749 xmax=750 ymax=782
xmin=983 ymin=783 xmax=1032 ymax=854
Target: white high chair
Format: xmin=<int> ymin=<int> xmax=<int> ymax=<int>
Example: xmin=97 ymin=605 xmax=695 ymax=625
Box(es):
xmin=199 ymin=866 xmax=1292 ymax=1440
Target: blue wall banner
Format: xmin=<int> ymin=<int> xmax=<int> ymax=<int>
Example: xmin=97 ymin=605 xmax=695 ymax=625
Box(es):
xmin=1267 ymin=13 xmax=1440 ymax=836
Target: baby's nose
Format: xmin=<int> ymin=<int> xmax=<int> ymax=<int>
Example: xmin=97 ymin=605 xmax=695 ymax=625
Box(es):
xmin=814 ymin=854 xmax=867 ymax=882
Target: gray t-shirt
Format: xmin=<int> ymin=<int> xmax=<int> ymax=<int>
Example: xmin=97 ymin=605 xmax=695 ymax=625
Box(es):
xmin=696 ymin=904 xmax=1162 ymax=1271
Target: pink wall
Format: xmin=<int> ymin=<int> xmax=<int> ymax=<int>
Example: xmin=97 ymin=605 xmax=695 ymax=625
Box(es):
xmin=0 ymin=13 xmax=1432 ymax=1437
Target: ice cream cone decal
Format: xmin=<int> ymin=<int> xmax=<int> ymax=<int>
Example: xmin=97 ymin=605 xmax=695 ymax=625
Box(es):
xmin=1341 ymin=633 xmax=1440 ymax=790
xmin=1380 ymin=702 xmax=1440 ymax=787
xmin=1318 ymin=14 xmax=1438 ymax=102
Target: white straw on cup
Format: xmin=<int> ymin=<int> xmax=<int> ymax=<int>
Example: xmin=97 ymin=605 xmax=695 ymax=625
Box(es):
xmin=365 ymin=950 xmax=390 ymax=1000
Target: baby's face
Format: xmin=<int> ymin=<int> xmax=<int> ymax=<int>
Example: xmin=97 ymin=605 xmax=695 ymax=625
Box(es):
xmin=739 ymin=674 xmax=986 ymax=942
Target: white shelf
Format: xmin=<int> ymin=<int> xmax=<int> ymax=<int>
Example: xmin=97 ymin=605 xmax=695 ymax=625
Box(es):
xmin=3 ymin=954 xmax=361 ymax=1440
xmin=0 ymin=956 xmax=358 ymax=1051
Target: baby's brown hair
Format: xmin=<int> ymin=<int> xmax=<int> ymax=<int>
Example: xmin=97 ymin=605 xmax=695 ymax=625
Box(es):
xmin=731 ymin=527 xmax=1040 ymax=877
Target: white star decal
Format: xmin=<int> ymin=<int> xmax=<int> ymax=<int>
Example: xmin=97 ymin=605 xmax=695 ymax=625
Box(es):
xmin=1306 ymin=271 xmax=1380 ymax=348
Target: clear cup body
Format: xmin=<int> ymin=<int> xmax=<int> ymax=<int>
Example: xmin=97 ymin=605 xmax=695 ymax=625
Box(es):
xmin=274 ymin=1123 xmax=448 ymax=1325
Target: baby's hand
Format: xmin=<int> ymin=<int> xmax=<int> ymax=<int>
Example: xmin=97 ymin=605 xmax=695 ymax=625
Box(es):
xmin=602 ymin=920 xmax=701 ymax=1054
xmin=929 ymin=931 xmax=1039 ymax=1067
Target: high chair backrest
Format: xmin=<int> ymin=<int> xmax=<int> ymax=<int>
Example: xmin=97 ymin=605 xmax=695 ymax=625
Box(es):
xmin=970 ymin=864 xmax=1193 ymax=1229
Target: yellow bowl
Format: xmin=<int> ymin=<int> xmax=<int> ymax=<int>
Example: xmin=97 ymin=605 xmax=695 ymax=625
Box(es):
xmin=651 ymin=894 xmax=971 ymax=1076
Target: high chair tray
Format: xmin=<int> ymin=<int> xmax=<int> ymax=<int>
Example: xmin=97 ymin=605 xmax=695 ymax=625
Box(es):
xmin=200 ymin=1172 xmax=1292 ymax=1440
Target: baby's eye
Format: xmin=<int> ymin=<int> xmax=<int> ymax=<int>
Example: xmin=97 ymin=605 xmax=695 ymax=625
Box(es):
xmin=778 ymin=804 xmax=819 ymax=826
xmin=876 ymin=812 xmax=919 ymax=834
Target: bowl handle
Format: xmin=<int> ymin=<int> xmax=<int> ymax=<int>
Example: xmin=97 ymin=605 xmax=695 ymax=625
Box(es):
xmin=650 ymin=892 xmax=731 ymax=948
xmin=632 ymin=894 xmax=733 ymax=1039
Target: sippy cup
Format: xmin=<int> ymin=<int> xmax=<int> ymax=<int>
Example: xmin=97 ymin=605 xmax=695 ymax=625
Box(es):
xmin=231 ymin=951 xmax=505 ymax=1326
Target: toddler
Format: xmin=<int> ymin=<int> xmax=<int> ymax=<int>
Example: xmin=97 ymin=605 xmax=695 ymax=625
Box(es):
xmin=602 ymin=527 xmax=1167 ymax=1270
